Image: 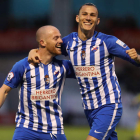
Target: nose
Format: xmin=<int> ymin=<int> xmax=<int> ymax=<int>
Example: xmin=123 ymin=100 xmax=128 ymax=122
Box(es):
xmin=86 ymin=15 xmax=91 ymax=20
xmin=59 ymin=38 xmax=63 ymax=44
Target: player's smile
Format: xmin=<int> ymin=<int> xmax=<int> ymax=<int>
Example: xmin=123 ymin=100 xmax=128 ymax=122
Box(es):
xmin=55 ymin=43 xmax=62 ymax=54
xmin=83 ymin=22 xmax=93 ymax=30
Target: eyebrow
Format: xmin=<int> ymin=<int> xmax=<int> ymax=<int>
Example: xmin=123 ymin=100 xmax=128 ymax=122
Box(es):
xmin=81 ymin=11 xmax=96 ymax=14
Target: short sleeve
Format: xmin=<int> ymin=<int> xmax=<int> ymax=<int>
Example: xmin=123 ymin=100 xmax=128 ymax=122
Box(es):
xmin=105 ymin=35 xmax=140 ymax=66
xmin=4 ymin=60 xmax=25 ymax=88
xmin=61 ymin=34 xmax=71 ymax=56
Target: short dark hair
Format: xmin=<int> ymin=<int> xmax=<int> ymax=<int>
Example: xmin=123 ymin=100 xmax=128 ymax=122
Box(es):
xmin=78 ymin=3 xmax=98 ymax=14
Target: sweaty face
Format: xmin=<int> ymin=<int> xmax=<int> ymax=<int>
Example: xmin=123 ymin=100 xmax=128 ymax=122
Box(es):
xmin=45 ymin=29 xmax=63 ymax=56
xmin=76 ymin=5 xmax=99 ymax=32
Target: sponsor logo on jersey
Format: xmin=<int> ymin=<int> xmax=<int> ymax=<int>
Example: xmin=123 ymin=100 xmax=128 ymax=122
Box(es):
xmin=116 ymin=39 xmax=127 ymax=48
xmin=91 ymin=46 xmax=98 ymax=52
xmin=74 ymin=66 xmax=101 ymax=77
xmin=31 ymin=88 xmax=57 ymax=101
xmin=44 ymin=75 xmax=49 ymax=84
xmin=7 ymin=72 xmax=14 ymax=81
xmin=81 ymin=50 xmax=86 ymax=59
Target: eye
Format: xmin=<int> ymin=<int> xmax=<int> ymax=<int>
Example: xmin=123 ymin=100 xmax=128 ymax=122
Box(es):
xmin=53 ymin=36 xmax=59 ymax=40
xmin=90 ymin=13 xmax=96 ymax=17
xmin=82 ymin=12 xmax=87 ymax=16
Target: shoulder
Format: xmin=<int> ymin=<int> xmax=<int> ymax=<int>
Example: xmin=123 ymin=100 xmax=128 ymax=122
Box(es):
xmin=53 ymin=58 xmax=71 ymax=67
xmin=62 ymin=32 xmax=78 ymax=41
xmin=13 ymin=57 xmax=29 ymax=71
xmin=97 ymin=32 xmax=118 ymax=42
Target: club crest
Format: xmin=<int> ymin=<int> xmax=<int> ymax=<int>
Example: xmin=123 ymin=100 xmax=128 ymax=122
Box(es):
xmin=91 ymin=46 xmax=98 ymax=52
xmin=54 ymin=70 xmax=59 ymax=76
xmin=44 ymin=75 xmax=50 ymax=84
xmin=81 ymin=50 xmax=86 ymax=59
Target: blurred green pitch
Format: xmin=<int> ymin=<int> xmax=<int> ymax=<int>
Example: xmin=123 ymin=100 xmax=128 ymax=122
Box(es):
xmin=0 ymin=125 xmax=134 ymax=140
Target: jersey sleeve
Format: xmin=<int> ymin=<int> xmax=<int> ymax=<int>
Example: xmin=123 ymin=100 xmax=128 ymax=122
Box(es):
xmin=63 ymin=60 xmax=76 ymax=79
xmin=61 ymin=34 xmax=71 ymax=56
xmin=105 ymin=35 xmax=140 ymax=67
xmin=4 ymin=60 xmax=25 ymax=88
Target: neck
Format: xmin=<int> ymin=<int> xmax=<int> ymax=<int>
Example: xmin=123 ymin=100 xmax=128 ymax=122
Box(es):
xmin=78 ymin=27 xmax=95 ymax=41
xmin=38 ymin=48 xmax=54 ymax=65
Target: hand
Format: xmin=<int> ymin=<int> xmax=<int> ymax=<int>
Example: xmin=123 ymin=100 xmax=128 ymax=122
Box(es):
xmin=126 ymin=48 xmax=140 ymax=62
xmin=28 ymin=49 xmax=42 ymax=64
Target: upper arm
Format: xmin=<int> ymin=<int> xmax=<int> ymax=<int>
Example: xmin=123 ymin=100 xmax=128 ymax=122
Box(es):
xmin=105 ymin=36 xmax=140 ymax=66
xmin=4 ymin=60 xmax=25 ymax=88
xmin=106 ymin=36 xmax=129 ymax=58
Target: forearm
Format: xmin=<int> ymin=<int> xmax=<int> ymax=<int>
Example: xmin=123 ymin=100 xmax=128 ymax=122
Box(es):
xmin=0 ymin=84 xmax=11 ymax=108
xmin=0 ymin=91 xmax=8 ymax=108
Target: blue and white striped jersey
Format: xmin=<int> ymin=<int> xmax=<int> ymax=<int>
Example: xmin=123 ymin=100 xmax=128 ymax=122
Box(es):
xmin=4 ymin=57 xmax=75 ymax=134
xmin=62 ymin=31 xmax=140 ymax=110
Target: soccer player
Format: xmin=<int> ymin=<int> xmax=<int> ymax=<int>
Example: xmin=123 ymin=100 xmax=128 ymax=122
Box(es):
xmin=28 ymin=3 xmax=140 ymax=140
xmin=0 ymin=25 xmax=75 ymax=140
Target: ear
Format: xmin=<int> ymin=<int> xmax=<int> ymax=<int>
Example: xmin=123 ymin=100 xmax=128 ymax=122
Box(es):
xmin=40 ymin=40 xmax=46 ymax=47
xmin=97 ymin=18 xmax=100 ymax=25
xmin=76 ymin=15 xmax=79 ymax=23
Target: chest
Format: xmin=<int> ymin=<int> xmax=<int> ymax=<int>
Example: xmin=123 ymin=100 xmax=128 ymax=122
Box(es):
xmin=23 ymin=64 xmax=64 ymax=89
xmin=67 ymin=39 xmax=108 ymax=66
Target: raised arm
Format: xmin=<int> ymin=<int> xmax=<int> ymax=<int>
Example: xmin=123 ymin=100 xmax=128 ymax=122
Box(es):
xmin=0 ymin=84 xmax=11 ymax=108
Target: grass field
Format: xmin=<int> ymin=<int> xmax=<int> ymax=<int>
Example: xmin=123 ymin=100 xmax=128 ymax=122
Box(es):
xmin=0 ymin=125 xmax=134 ymax=140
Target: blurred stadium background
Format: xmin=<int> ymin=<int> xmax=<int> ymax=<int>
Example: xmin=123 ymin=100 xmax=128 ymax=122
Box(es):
xmin=0 ymin=0 xmax=140 ymax=139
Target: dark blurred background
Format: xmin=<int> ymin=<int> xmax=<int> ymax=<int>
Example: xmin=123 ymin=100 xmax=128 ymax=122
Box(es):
xmin=0 ymin=0 xmax=140 ymax=130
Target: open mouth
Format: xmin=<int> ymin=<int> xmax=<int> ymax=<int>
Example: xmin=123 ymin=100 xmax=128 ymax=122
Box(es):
xmin=55 ymin=45 xmax=61 ymax=48
xmin=84 ymin=22 xmax=92 ymax=25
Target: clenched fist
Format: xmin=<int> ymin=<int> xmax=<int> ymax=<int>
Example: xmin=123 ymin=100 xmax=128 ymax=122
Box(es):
xmin=126 ymin=48 xmax=140 ymax=63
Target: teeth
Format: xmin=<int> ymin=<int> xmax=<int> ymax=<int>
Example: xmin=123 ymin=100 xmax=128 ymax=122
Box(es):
xmin=57 ymin=46 xmax=61 ymax=48
xmin=84 ymin=23 xmax=91 ymax=25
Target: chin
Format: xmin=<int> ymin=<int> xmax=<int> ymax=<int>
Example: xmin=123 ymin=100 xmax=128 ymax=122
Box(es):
xmin=56 ymin=52 xmax=62 ymax=55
